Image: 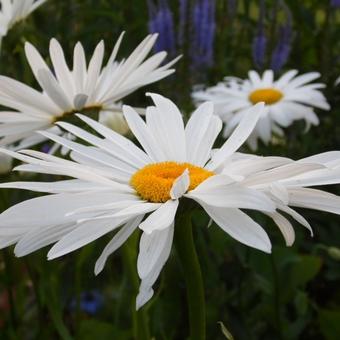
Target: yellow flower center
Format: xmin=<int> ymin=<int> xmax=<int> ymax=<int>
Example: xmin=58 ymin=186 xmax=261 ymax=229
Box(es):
xmin=249 ymin=88 xmax=283 ymax=105
xmin=130 ymin=162 xmax=214 ymax=203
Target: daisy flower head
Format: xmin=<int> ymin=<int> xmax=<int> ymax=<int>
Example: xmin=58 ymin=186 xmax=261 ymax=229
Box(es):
xmin=0 ymin=33 xmax=179 ymax=150
xmin=0 ymin=93 xmax=275 ymax=308
xmin=1 ymin=93 xmax=340 ymax=309
xmin=0 ymin=0 xmax=47 ymax=38
xmin=192 ymin=70 xmax=330 ymax=150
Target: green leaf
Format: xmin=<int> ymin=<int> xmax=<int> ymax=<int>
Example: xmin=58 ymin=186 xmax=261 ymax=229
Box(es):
xmin=291 ymin=255 xmax=322 ymax=287
xmin=76 ymin=320 xmax=130 ymax=340
xmin=319 ymin=309 xmax=340 ymax=340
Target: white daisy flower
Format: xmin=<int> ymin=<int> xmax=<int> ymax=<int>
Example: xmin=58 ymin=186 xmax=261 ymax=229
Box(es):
xmin=0 ymin=33 xmax=179 ymax=150
xmin=1 ymin=94 xmax=339 ymax=308
xmin=0 ymin=94 xmax=275 ymax=308
xmin=0 ymin=0 xmax=47 ymax=38
xmin=98 ymin=103 xmax=130 ymax=136
xmin=192 ymin=70 xmax=330 ymax=150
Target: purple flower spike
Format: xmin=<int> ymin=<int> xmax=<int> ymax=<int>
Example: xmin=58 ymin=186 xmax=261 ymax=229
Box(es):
xmin=252 ymin=0 xmax=267 ymax=69
xmin=178 ymin=0 xmax=188 ymax=47
xmin=271 ymin=2 xmax=293 ymax=72
xmin=190 ymin=0 xmax=216 ymax=70
xmin=147 ymin=0 xmax=176 ymax=55
xmin=330 ymin=0 xmax=340 ymax=8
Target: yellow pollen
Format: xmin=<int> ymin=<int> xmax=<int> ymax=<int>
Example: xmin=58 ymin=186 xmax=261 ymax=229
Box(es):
xmin=249 ymin=88 xmax=283 ymax=105
xmin=130 ymin=162 xmax=214 ymax=203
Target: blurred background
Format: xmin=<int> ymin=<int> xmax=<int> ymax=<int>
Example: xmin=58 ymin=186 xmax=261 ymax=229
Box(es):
xmin=0 ymin=0 xmax=340 ymax=339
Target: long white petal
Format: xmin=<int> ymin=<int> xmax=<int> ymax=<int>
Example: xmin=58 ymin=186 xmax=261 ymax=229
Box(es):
xmin=208 ymin=102 xmax=265 ymax=170
xmin=202 ymin=205 xmax=272 ymax=253
xmin=94 ymin=215 xmax=144 ymax=275
xmin=139 ymin=200 xmax=178 ymax=234
xmin=47 ymin=216 xmax=129 ymax=260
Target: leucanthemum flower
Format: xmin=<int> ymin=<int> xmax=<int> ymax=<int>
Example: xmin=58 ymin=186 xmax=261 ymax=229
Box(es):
xmin=0 ymin=94 xmax=275 ymax=308
xmin=0 ymin=0 xmax=47 ymax=39
xmin=192 ymin=70 xmax=330 ymax=150
xmin=1 ymin=94 xmax=340 ymax=309
xmin=0 ymin=33 xmax=179 ymax=150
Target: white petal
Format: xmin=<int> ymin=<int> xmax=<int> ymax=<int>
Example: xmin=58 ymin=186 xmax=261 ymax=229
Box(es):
xmin=267 ymin=212 xmax=295 ymax=246
xmin=202 ymin=205 xmax=272 ymax=253
xmin=37 ymin=69 xmax=73 ymax=111
xmin=94 ymin=215 xmax=144 ymax=275
xmin=170 ymin=169 xmax=190 ymax=199
xmin=208 ymin=102 xmax=265 ymax=170
xmin=137 ymin=223 xmax=174 ymax=279
xmin=49 ymin=38 xmax=75 ymax=99
xmin=0 ymin=192 xmax=130 ymax=234
xmin=47 ymin=216 xmax=128 ymax=260
xmin=185 ymin=101 xmax=214 ymax=164
xmin=146 ymin=93 xmax=186 ymax=162
xmin=288 ymin=188 xmax=340 ymax=215
xmin=14 ymin=223 xmax=75 ymax=257
xmin=136 ymin=223 xmax=174 ymax=310
xmin=187 ymin=183 xmax=276 ymax=212
xmin=76 ymin=113 xmax=151 ymax=167
xmin=123 ymin=105 xmax=166 ymax=162
xmin=139 ymin=200 xmax=178 ymax=234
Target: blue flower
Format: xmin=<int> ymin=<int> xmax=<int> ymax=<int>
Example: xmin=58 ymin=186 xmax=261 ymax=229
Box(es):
xmin=71 ymin=290 xmax=104 ymax=315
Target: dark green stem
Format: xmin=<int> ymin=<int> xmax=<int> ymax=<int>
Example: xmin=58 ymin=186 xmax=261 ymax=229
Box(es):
xmin=2 ymin=250 xmax=18 ymax=333
xmin=175 ymin=212 xmax=206 ymax=340
xmin=122 ymin=236 xmax=150 ymax=340
xmin=270 ymin=254 xmax=283 ymax=340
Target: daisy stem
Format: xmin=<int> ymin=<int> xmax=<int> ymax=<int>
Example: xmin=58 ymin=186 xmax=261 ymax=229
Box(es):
xmin=175 ymin=211 xmax=206 ymax=340
xmin=122 ymin=237 xmax=150 ymax=340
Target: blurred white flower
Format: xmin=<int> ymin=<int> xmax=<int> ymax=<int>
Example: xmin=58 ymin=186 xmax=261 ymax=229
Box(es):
xmin=192 ymin=70 xmax=330 ymax=150
xmin=335 ymin=76 xmax=340 ymax=86
xmin=0 ymin=0 xmax=47 ymax=38
xmin=99 ymin=104 xmax=130 ymax=136
xmin=0 ymin=152 xmax=12 ymax=174
xmin=0 ymin=33 xmax=179 ymax=150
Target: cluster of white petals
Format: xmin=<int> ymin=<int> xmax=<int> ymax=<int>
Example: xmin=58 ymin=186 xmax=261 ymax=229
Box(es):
xmin=0 ymin=0 xmax=47 ymax=41
xmin=1 ymin=94 xmax=340 ymax=309
xmin=0 ymin=33 xmax=179 ymax=150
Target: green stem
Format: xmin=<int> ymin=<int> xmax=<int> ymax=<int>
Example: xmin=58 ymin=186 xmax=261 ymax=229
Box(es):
xmin=175 ymin=212 xmax=206 ymax=340
xmin=2 ymin=250 xmax=18 ymax=333
xmin=122 ymin=237 xmax=150 ymax=340
xmin=270 ymin=254 xmax=283 ymax=340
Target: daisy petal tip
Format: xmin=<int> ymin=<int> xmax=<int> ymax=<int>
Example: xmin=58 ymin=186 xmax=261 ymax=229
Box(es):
xmin=47 ymin=248 xmax=62 ymax=261
xmin=94 ymin=263 xmax=102 ymax=276
xmin=266 ymin=247 xmax=272 ymax=254
xmin=170 ymin=168 xmax=190 ymax=200
xmin=139 ymin=226 xmax=152 ymax=235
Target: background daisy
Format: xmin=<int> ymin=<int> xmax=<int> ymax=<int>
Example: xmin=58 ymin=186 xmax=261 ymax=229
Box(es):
xmin=0 ymin=33 xmax=179 ymax=150
xmin=0 ymin=0 xmax=47 ymax=41
xmin=192 ymin=70 xmax=330 ymax=150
